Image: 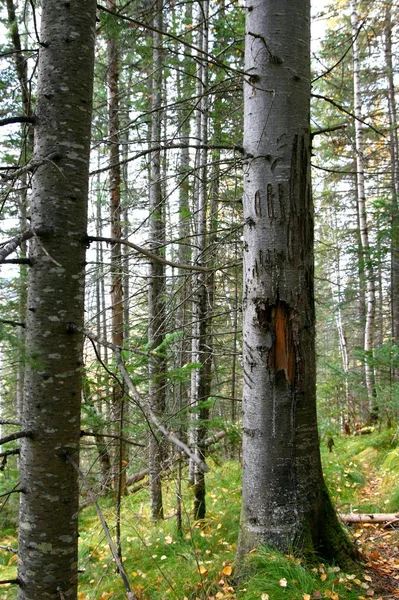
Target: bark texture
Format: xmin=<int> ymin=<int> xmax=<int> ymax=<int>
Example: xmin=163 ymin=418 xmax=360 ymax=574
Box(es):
xmin=17 ymin=2 xmax=96 ymax=599
xmin=237 ymin=0 xmax=356 ymax=565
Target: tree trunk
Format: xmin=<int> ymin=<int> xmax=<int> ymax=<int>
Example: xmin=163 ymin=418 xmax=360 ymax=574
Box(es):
xmin=237 ymin=0 xmax=356 ymax=567
xmin=17 ymin=1 xmax=96 ymax=598
xmin=190 ymin=0 xmax=211 ymax=521
xmin=107 ymin=0 xmax=127 ymax=499
xmin=384 ymin=4 xmax=399 ymax=375
xmin=148 ymin=0 xmax=166 ymax=521
xmin=350 ymin=0 xmax=377 ymax=420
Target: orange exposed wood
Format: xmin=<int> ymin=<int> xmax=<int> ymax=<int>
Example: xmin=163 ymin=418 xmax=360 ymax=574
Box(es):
xmin=273 ymin=304 xmax=295 ymax=385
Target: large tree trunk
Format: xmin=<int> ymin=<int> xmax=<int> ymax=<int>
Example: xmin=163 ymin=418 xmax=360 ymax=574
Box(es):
xmin=17 ymin=1 xmax=96 ymax=598
xmin=237 ymin=0 xmax=356 ymax=566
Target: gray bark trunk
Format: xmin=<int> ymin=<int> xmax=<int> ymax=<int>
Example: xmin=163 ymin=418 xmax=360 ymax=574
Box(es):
xmin=350 ymin=0 xmax=377 ymax=418
xmin=148 ymin=0 xmax=166 ymax=521
xmin=17 ymin=2 xmax=96 ymax=598
xmin=237 ymin=0 xmax=355 ymax=565
xmin=384 ymin=6 xmax=399 ymax=364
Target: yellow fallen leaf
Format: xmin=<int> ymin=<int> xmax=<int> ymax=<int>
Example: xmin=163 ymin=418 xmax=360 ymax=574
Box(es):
xmin=321 ymin=573 xmax=327 ymax=581
xmin=199 ymin=565 xmax=208 ymax=576
xmin=279 ymin=578 xmax=288 ymax=587
xmin=261 ymin=594 xmax=269 ymax=600
xmin=221 ymin=565 xmax=232 ymax=576
xmin=165 ymin=535 xmax=173 ymax=544
xmin=99 ymin=593 xmax=114 ymax=600
xmin=303 ymin=594 xmax=311 ymax=600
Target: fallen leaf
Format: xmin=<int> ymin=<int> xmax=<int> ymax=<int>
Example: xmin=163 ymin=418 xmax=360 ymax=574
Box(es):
xmin=279 ymin=578 xmax=288 ymax=587
xmin=261 ymin=594 xmax=269 ymax=600
xmin=199 ymin=565 xmax=208 ymax=576
xmin=165 ymin=535 xmax=173 ymax=544
xmin=303 ymin=594 xmax=311 ymax=600
xmin=222 ymin=565 xmax=232 ymax=576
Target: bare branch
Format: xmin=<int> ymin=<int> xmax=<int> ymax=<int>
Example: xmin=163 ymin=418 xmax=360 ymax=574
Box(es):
xmin=0 ymin=579 xmax=20 ymax=585
xmin=65 ymin=453 xmax=137 ymax=600
xmin=0 ymin=419 xmax=21 ymax=426
xmin=0 ymin=229 xmax=33 ymax=263
xmin=312 ymin=93 xmax=385 ymax=137
xmin=0 ymin=151 xmax=62 ymax=182
xmin=116 ymin=352 xmax=209 ymax=473
xmin=88 ymin=235 xmax=211 ymax=273
xmin=70 ymin=323 xmax=208 ymax=472
xmin=311 ymin=124 xmax=347 ymax=138
xmin=80 ymin=430 xmax=145 ymax=448
xmin=0 ymin=431 xmax=32 ymax=445
xmin=0 ymin=115 xmax=35 ymax=127
xmin=0 ymin=319 xmax=26 ymax=328
xmin=0 ymin=545 xmax=18 ymax=554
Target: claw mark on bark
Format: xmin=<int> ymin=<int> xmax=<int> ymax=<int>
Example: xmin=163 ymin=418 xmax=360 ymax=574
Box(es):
xmin=267 ymin=184 xmax=275 ymax=221
xmin=254 ymin=190 xmax=262 ymax=217
xmin=278 ymin=184 xmax=285 ymax=221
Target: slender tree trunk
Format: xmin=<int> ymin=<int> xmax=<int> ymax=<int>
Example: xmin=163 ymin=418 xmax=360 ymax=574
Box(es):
xmin=351 ymin=0 xmax=377 ymax=420
xmin=237 ymin=0 xmax=356 ymax=566
xmin=6 ymin=0 xmax=33 ymax=419
xmin=107 ymin=0 xmax=127 ymax=499
xmin=384 ymin=4 xmax=399 ymax=375
xmin=17 ymin=2 xmax=96 ymax=598
xmin=190 ymin=0 xmax=211 ymax=520
xmin=148 ymin=0 xmax=166 ymax=521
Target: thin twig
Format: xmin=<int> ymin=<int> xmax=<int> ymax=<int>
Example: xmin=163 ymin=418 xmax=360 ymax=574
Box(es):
xmin=312 ymin=93 xmax=385 ymax=137
xmin=80 ymin=430 xmax=145 ymax=448
xmin=65 ymin=453 xmax=137 ymax=600
xmin=0 ymin=579 xmax=20 ymax=585
xmin=0 ymin=545 xmax=18 ymax=554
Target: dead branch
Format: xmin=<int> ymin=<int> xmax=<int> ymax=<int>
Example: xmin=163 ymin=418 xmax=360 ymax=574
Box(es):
xmin=80 ymin=430 xmax=145 ymax=448
xmin=0 ymin=115 xmax=35 ymax=127
xmin=0 ymin=419 xmax=21 ymax=426
xmin=0 ymin=579 xmax=20 ymax=585
xmin=0 ymin=545 xmax=18 ymax=553
xmin=0 ymin=318 xmax=26 ymax=328
xmin=88 ymin=235 xmax=212 ymax=273
xmin=340 ymin=512 xmax=399 ymax=524
xmin=65 ymin=453 xmax=137 ymax=600
xmin=0 ymin=229 xmax=33 ymax=263
xmin=0 ymin=430 xmax=32 ymax=444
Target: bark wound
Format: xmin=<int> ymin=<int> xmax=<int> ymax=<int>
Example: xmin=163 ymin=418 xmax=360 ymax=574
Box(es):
xmin=257 ymin=300 xmax=295 ymax=385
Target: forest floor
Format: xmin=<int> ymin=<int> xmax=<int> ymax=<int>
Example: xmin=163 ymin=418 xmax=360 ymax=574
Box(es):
xmin=348 ymin=472 xmax=399 ymax=599
xmin=2 ymin=429 xmax=399 ymax=599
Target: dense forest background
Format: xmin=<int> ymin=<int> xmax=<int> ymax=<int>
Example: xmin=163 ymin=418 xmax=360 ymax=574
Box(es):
xmin=1 ymin=0 xmax=399 ymax=598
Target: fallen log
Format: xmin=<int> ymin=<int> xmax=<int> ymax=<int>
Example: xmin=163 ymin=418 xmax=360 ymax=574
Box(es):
xmin=340 ymin=512 xmax=399 ymax=524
